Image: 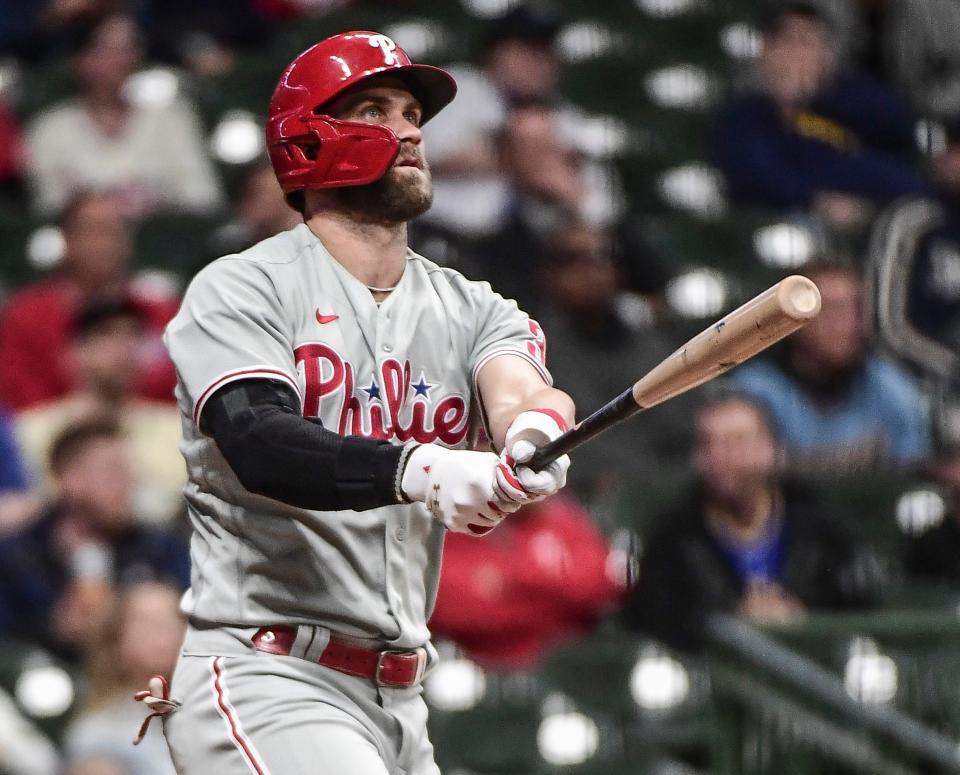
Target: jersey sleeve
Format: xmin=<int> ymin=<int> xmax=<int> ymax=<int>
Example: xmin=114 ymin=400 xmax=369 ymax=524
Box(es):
xmin=164 ymin=257 xmax=301 ymax=428
xmin=467 ymin=281 xmax=553 ymax=391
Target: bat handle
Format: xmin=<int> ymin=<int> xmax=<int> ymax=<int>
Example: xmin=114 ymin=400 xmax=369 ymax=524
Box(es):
xmin=525 ymin=388 xmax=638 ymax=471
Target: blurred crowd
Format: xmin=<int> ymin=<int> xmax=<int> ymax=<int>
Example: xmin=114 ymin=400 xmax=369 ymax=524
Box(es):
xmin=0 ymin=1 xmax=958 ymax=774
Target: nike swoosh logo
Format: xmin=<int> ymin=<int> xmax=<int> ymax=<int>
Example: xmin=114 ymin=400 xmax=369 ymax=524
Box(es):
xmin=316 ymin=311 xmax=339 ymax=324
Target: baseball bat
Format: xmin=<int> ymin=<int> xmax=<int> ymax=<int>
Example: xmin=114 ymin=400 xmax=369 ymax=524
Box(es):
xmin=527 ymin=274 xmax=821 ymax=471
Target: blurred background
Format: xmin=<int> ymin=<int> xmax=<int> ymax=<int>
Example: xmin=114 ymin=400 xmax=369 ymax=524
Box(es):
xmin=0 ymin=0 xmax=958 ymax=773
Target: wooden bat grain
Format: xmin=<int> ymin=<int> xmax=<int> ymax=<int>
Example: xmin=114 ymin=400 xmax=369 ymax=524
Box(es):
xmin=526 ymin=275 xmax=821 ymax=471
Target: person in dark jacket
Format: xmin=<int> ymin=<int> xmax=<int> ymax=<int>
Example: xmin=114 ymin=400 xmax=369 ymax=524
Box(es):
xmin=715 ymin=1 xmax=926 ymax=229
xmin=0 ymin=417 xmax=189 ymax=662
xmin=623 ymin=389 xmax=878 ymax=653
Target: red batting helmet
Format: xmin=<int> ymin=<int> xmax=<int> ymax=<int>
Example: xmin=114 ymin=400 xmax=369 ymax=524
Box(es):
xmin=266 ymin=31 xmax=457 ymax=194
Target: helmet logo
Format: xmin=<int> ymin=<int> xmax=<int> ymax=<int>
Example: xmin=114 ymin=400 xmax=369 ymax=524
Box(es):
xmin=368 ymin=35 xmax=399 ymax=65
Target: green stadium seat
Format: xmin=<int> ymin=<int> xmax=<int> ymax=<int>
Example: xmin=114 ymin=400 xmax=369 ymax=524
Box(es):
xmin=0 ymin=205 xmax=43 ymax=292
xmin=132 ymin=211 xmax=223 ymax=278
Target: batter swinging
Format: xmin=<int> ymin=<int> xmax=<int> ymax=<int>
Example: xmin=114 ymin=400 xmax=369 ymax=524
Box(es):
xmin=140 ymin=31 xmax=574 ymax=775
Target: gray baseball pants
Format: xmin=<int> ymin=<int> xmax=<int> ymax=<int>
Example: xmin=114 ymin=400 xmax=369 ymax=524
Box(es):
xmin=162 ymin=624 xmax=441 ymax=775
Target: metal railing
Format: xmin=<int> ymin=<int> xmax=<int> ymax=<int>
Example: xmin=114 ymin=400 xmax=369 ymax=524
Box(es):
xmin=705 ymin=612 xmax=960 ymax=775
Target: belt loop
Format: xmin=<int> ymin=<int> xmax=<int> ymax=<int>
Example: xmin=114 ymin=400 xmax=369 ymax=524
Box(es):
xmin=301 ymin=626 xmax=331 ymax=663
xmin=289 ymin=625 xmax=316 ymax=660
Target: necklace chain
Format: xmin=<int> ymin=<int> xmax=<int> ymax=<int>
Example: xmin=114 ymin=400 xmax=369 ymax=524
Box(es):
xmin=367 ymin=285 xmax=397 ymax=293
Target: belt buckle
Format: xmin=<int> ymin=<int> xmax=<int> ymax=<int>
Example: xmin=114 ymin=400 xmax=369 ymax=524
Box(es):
xmin=375 ymin=648 xmax=426 ymax=689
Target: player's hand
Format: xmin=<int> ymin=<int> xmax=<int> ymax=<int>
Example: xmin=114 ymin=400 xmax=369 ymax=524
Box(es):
xmin=401 ymin=444 xmax=520 ymax=535
xmin=495 ymin=410 xmax=571 ymax=505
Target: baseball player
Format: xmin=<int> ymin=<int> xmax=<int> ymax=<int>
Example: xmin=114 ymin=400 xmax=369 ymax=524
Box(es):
xmin=135 ymin=31 xmax=574 ymax=775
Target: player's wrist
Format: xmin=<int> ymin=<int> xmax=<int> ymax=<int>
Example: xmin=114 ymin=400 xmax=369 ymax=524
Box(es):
xmin=392 ymin=443 xmax=419 ymax=503
xmin=399 ymin=444 xmax=446 ymax=504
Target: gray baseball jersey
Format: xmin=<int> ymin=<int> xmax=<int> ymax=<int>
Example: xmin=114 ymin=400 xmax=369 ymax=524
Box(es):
xmin=163 ymin=222 xmax=550 ymax=649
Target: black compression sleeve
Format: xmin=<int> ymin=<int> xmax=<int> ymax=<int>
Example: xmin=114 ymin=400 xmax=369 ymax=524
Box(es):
xmin=201 ymin=379 xmax=407 ymax=511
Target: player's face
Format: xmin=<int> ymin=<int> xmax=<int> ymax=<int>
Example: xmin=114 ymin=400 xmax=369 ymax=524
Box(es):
xmin=327 ymin=81 xmax=433 ymax=223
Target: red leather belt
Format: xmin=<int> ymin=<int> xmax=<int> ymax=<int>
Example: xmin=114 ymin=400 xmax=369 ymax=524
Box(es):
xmin=251 ymin=626 xmax=427 ymax=689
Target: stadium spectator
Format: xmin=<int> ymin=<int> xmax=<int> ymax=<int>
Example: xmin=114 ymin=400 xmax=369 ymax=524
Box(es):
xmin=0 ymin=410 xmax=28 ymax=493
xmin=420 ymin=2 xmax=564 ymax=235
xmin=623 ymin=390 xmax=878 ymax=653
xmin=732 ymin=261 xmax=931 ymax=476
xmin=0 ymin=418 xmax=189 ymax=662
xmin=0 ymin=191 xmax=179 ymax=411
xmin=475 ymin=103 xmax=584 ymax=315
xmin=16 ymin=298 xmax=185 ymax=526
xmin=715 ymin=1 xmax=926 ymax=230
xmin=63 ymin=580 xmax=183 ymax=775
xmin=532 ymin=221 xmax=689 ymax=503
xmin=0 ymin=407 xmax=40 ymax=534
xmin=429 ymin=493 xmax=625 ymax=670
xmin=205 ymin=160 xmax=302 ymax=267
xmin=817 ymin=0 xmax=960 ymax=119
xmin=884 ymin=0 xmax=960 ymax=120
xmin=474 ymin=105 xmax=667 ymax=317
xmin=0 ymin=0 xmax=126 ymax=62
xmin=24 ymin=11 xmax=224 ymax=218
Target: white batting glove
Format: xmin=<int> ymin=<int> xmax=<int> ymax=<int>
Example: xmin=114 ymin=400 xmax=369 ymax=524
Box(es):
xmin=401 ymin=444 xmax=520 ymax=535
xmin=495 ymin=410 xmax=571 ymax=504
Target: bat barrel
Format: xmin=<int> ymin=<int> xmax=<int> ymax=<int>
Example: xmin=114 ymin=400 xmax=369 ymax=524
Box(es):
xmin=523 ymin=275 xmax=821 ymax=473
xmin=631 ymin=274 xmax=821 ymax=410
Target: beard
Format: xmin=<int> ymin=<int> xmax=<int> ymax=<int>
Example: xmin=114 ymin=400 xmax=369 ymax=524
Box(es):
xmin=335 ymin=155 xmax=433 ymax=224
